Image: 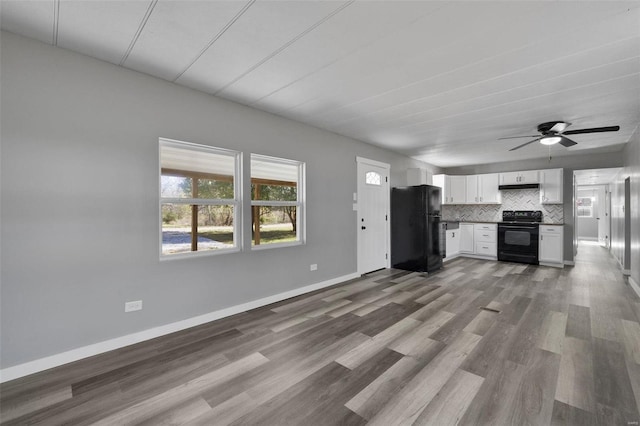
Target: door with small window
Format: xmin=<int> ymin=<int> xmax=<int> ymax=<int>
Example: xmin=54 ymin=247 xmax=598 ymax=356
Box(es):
xmin=357 ymin=157 xmax=390 ymax=274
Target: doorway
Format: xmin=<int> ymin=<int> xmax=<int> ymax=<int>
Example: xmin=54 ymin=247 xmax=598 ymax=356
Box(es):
xmin=356 ymin=157 xmax=390 ymax=275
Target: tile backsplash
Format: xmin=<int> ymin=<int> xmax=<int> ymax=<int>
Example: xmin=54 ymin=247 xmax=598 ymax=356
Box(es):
xmin=441 ymin=189 xmax=564 ymax=224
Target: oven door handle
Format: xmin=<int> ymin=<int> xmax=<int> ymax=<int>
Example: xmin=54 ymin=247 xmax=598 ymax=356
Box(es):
xmin=499 ymin=225 xmax=539 ymax=231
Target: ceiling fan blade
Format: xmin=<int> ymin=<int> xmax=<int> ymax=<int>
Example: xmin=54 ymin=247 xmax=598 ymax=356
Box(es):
xmin=559 ymin=136 xmax=578 ymax=147
xmin=509 ymin=137 xmax=541 ymax=151
xmin=563 ymin=125 xmax=620 ymax=135
xmin=498 ymin=135 xmax=539 ymax=140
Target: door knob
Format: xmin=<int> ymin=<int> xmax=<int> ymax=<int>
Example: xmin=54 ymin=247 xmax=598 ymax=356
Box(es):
xmin=361 ymin=226 xmax=366 ymax=230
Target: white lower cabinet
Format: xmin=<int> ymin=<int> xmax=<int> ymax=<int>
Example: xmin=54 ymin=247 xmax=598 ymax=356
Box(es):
xmin=539 ymin=225 xmax=564 ymax=266
xmin=445 ymin=229 xmax=460 ymax=259
xmin=459 ymin=224 xmax=475 ymax=253
xmin=458 ymin=223 xmax=497 ymax=258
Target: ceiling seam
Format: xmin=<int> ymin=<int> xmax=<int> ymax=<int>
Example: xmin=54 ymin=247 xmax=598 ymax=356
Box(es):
xmin=119 ymin=0 xmax=158 ymax=67
xmin=172 ymin=0 xmax=256 ymax=83
xmin=212 ymin=0 xmax=356 ymax=96
xmin=52 ymin=0 xmax=59 ymax=45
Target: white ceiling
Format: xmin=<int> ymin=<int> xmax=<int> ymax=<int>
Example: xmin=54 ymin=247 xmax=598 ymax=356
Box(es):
xmin=574 ymin=167 xmax=623 ymax=186
xmin=2 ymin=1 xmax=639 ymax=168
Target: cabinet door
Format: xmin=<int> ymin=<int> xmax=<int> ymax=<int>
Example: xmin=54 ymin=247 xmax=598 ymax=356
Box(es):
xmin=540 ymin=169 xmax=563 ymax=204
xmin=500 ymin=172 xmax=520 ymax=185
xmin=459 ymin=224 xmax=475 ymax=253
xmin=540 ymin=233 xmax=563 ymax=263
xmin=520 ymin=170 xmax=539 ymax=184
xmin=432 ymin=174 xmax=447 ymax=204
xmin=446 ymin=230 xmax=460 ymax=257
xmin=466 ymin=175 xmax=478 ymax=204
xmin=478 ymin=173 xmax=501 ymax=203
xmin=449 ymin=176 xmax=466 ymax=204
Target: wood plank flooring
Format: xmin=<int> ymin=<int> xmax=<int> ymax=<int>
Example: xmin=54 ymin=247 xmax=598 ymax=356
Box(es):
xmin=1 ymin=242 xmax=639 ymax=425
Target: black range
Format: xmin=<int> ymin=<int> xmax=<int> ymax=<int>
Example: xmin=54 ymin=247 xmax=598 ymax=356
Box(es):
xmin=498 ymin=210 xmax=542 ymax=265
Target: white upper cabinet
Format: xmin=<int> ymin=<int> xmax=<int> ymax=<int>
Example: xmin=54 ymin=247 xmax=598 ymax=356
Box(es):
xmin=434 ymin=174 xmax=466 ymax=205
xmin=465 ymin=175 xmax=479 ymax=203
xmin=500 ymin=170 xmax=539 ymax=185
xmin=448 ymin=176 xmax=466 ymax=204
xmin=478 ymin=173 xmax=501 ymax=204
xmin=540 ymin=168 xmax=563 ymax=204
xmin=465 ymin=174 xmax=501 ymax=204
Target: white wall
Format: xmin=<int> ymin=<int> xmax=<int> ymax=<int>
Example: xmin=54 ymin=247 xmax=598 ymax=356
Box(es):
xmin=0 ymin=32 xmax=439 ymax=369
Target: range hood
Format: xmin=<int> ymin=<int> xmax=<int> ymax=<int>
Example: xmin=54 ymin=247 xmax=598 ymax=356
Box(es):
xmin=498 ymin=183 xmax=540 ymax=190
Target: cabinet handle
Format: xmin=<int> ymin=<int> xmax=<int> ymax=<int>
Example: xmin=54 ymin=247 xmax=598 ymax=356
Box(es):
xmin=483 ymin=234 xmax=489 ymax=237
xmin=541 ymin=235 xmax=543 ymax=240
xmin=452 ymin=232 xmax=455 ymax=237
xmin=480 ymin=196 xmax=483 ymax=201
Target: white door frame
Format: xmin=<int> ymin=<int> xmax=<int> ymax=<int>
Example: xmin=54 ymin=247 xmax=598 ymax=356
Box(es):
xmin=356 ymin=156 xmax=391 ymax=275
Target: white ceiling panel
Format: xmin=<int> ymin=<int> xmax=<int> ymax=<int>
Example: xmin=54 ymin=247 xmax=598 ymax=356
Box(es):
xmin=124 ymin=1 xmax=251 ymax=81
xmin=2 ymin=1 xmax=639 ymax=168
xmin=285 ymin=2 xmax=637 ymax=124
xmin=575 ymin=168 xmax=623 ymax=185
xmin=216 ymin=1 xmax=443 ymax=105
xmin=57 ymin=0 xmax=153 ymax=65
xmin=176 ymin=0 xmax=350 ymax=95
xmin=0 ymin=0 xmax=55 ymax=45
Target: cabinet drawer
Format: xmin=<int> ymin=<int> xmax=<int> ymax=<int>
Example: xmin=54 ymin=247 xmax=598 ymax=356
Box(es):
xmin=540 ymin=226 xmax=562 ymax=234
xmin=474 ymin=229 xmax=496 ymax=243
xmin=475 ymin=242 xmax=496 ymax=256
xmin=474 ymin=224 xmax=496 ymax=231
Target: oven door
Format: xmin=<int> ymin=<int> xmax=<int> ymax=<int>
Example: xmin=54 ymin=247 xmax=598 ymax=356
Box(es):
xmin=498 ymin=224 xmax=539 ymax=264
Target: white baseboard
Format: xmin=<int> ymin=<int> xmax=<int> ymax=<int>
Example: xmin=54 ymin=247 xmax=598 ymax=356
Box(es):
xmin=539 ymin=262 xmax=564 ymax=269
xmin=630 ymin=277 xmax=640 ymax=298
xmin=0 ymin=272 xmax=359 ymax=383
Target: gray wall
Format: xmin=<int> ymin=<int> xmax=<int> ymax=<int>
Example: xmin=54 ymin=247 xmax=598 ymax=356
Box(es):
xmin=610 ymin=126 xmax=639 ymax=285
xmin=624 ymin=127 xmax=640 ymax=285
xmin=0 ymin=32 xmax=439 ymax=368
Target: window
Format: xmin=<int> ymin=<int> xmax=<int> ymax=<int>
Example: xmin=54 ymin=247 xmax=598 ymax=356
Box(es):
xmin=365 ymin=171 xmax=381 ymax=186
xmin=160 ymin=138 xmax=241 ymax=257
xmin=251 ymin=154 xmax=305 ymax=248
xmin=577 ymin=197 xmax=593 ymax=217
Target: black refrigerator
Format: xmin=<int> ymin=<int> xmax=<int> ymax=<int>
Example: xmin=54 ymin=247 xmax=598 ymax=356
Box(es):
xmin=391 ymin=185 xmax=443 ymax=273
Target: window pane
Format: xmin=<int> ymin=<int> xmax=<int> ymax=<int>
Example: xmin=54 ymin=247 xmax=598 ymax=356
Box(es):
xmin=251 ymin=183 xmax=297 ymax=201
xmin=162 ymin=203 xmax=235 ymax=255
xmin=161 ymin=175 xmax=191 ymax=198
xmin=252 ymin=206 xmax=298 ymax=246
xmin=365 ymin=171 xmax=381 ymax=185
xmin=251 ymin=156 xmax=299 ymax=200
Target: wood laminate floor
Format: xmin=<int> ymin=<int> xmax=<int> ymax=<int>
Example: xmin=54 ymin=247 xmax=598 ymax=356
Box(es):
xmin=2 ymin=242 xmax=640 ymax=425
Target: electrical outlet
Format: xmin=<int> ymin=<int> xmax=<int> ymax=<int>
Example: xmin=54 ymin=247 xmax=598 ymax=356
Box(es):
xmin=125 ymin=300 xmax=142 ymax=312
xmin=310 ymin=264 xmax=318 ymax=271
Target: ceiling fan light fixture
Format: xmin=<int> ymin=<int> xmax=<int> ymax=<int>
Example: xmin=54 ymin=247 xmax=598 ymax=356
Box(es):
xmin=540 ymin=136 xmax=562 ymax=145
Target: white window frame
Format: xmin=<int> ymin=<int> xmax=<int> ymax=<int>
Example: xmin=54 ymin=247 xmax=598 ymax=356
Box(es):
xmin=250 ymin=154 xmax=306 ymax=250
xmin=159 ymin=138 xmax=242 ymax=259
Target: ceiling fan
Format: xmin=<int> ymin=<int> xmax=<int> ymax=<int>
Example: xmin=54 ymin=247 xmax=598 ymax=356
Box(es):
xmin=500 ymin=121 xmax=620 ymax=151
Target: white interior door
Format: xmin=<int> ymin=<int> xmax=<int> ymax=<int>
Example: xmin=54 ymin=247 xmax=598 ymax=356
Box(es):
xmin=597 ymin=186 xmax=607 ymax=246
xmin=357 ymin=157 xmax=390 ymax=275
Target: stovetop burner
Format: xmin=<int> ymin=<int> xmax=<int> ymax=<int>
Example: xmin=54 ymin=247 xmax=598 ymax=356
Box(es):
xmin=501 ymin=210 xmax=542 ymax=223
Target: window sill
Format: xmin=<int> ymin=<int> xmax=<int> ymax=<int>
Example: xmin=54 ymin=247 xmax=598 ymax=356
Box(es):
xmin=251 ymin=241 xmax=304 ymax=251
xmin=160 ymin=247 xmax=241 ymax=261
